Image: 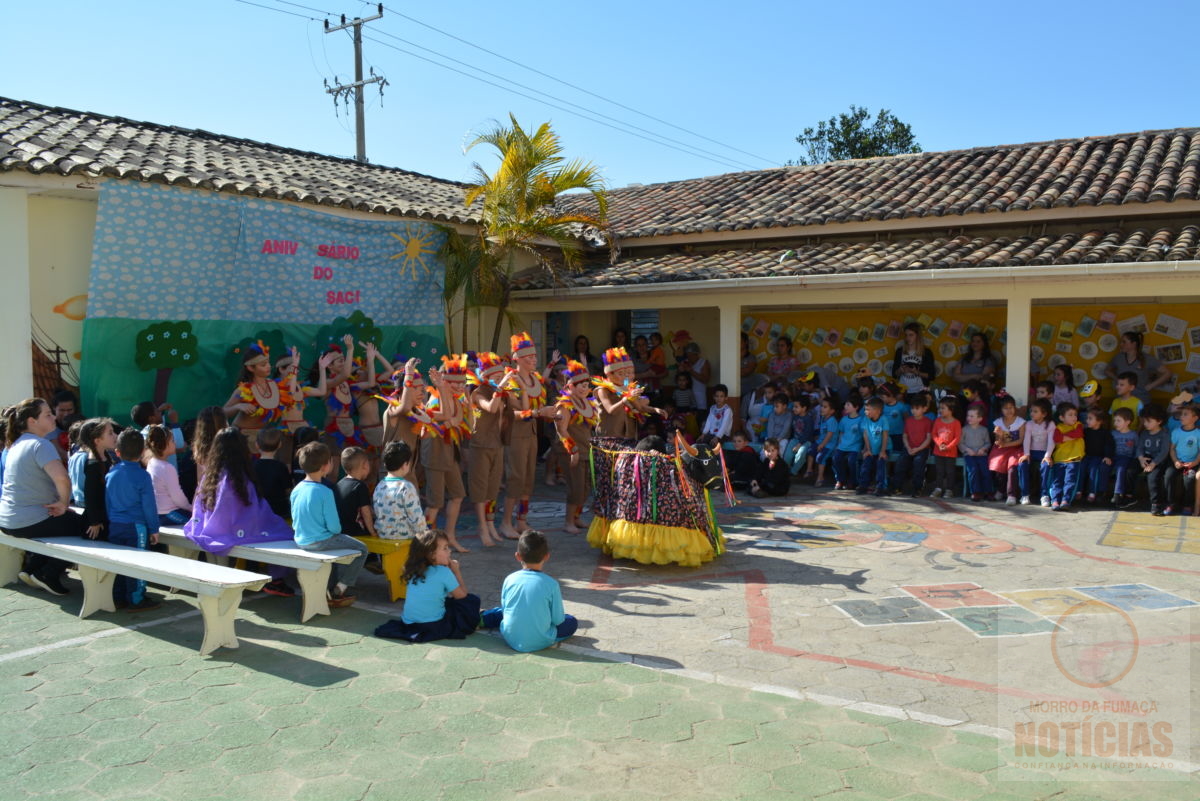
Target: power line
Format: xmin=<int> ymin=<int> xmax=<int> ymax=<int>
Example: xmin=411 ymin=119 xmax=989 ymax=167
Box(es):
xmin=361 ymin=33 xmax=751 ymax=172
xmin=380 ymin=4 xmax=777 ymax=167
xmin=365 ymin=27 xmax=759 ymax=170
xmin=243 ymin=0 xmax=758 ymax=171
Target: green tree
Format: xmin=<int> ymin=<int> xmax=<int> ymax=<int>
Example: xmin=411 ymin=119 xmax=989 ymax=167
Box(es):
xmin=792 ymin=105 xmax=921 ymax=166
xmin=312 ymin=310 xmax=382 ymax=355
xmin=133 ymin=321 xmax=199 ymax=406
xmin=459 ymin=114 xmax=611 ymax=351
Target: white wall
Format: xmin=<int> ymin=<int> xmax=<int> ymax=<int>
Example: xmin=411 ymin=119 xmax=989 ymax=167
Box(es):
xmin=0 ymin=187 xmax=34 ymax=403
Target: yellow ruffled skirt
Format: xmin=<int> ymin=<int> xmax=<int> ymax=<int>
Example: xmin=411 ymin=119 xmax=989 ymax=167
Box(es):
xmin=587 ymin=516 xmax=721 ymax=568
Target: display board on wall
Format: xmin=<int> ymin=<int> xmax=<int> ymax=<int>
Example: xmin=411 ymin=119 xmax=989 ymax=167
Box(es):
xmin=80 ymin=182 xmax=447 ymax=420
xmin=745 ymin=303 xmax=1199 ymax=402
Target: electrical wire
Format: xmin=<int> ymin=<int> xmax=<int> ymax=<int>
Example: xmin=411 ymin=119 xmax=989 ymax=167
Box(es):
xmin=251 ymin=0 xmax=771 ymax=170
xmin=361 ymin=33 xmax=751 ymax=172
xmin=365 ymin=28 xmax=758 ymax=170
xmin=379 ymin=4 xmax=776 ymax=166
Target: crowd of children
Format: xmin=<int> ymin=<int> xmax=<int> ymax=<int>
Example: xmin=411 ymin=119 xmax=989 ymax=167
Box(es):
xmin=719 ymin=369 xmax=1200 ymax=515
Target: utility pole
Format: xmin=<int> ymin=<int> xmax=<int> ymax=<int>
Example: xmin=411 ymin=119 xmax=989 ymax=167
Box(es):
xmin=324 ymin=4 xmax=388 ymax=163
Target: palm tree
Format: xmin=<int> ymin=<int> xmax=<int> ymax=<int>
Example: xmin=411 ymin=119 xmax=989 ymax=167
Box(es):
xmin=460 ymin=114 xmax=611 ymax=351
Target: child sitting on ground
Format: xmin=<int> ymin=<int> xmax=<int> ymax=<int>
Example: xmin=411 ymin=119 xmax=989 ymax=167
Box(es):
xmin=104 ymin=429 xmax=161 ymax=611
xmin=750 ymin=437 xmax=790 ymax=498
xmin=699 ymin=383 xmax=733 ymax=445
xmin=253 ymin=428 xmax=293 ymax=520
xmin=725 ymin=431 xmax=759 ymax=490
xmin=373 ymin=442 xmax=426 ymax=540
xmin=145 ymin=424 xmax=192 ymax=526
xmin=374 ymin=528 xmax=481 ymax=643
xmin=335 ymin=446 xmax=377 ymax=538
xmin=481 ymin=530 xmax=578 ymax=652
xmin=290 ymin=442 xmax=369 ymax=606
xmin=185 ymin=427 xmax=296 ymax=597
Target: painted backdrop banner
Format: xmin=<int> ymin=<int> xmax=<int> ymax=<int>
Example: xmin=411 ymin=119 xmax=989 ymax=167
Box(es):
xmin=81 ymin=182 xmax=447 ymax=419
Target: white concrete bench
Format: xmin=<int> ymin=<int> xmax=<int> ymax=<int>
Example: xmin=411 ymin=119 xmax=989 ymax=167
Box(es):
xmin=156 ymin=527 xmax=361 ymax=623
xmin=0 ymin=532 xmax=269 ymax=655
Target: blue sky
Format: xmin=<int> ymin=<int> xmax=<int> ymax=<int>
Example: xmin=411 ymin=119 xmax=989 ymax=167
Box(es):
xmin=4 ymin=0 xmax=1198 ymax=189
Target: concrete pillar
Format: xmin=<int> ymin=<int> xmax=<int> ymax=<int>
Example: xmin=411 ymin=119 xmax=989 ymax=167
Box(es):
xmin=718 ymin=302 xmax=741 ymax=398
xmin=1005 ymin=292 xmax=1032 ymax=406
xmin=0 ymin=187 xmax=33 ymax=404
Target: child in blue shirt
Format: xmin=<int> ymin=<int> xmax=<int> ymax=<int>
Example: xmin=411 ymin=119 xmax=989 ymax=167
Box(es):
xmin=814 ymin=397 xmax=839 ymax=487
xmin=787 ymin=395 xmax=819 ymax=477
xmin=104 ymin=429 xmax=161 ymax=612
xmin=834 ymin=396 xmax=865 ymax=490
xmin=290 ymin=442 xmax=368 ymax=608
xmin=1109 ymin=407 xmax=1137 ymax=507
xmin=858 ymin=398 xmax=890 ymax=496
xmin=375 ymin=529 xmax=481 ymax=643
xmin=1167 ymin=404 xmax=1199 ymax=513
xmin=482 ymin=531 xmax=577 ymax=652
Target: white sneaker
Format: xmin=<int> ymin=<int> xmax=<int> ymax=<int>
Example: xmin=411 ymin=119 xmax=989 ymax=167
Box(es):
xmin=1040 ymin=496 xmax=1052 ymax=508
xmin=1019 ymin=495 xmax=1031 ymax=505
xmin=930 ymin=488 xmax=943 ymax=498
xmin=1006 ymin=496 xmax=1017 ymax=506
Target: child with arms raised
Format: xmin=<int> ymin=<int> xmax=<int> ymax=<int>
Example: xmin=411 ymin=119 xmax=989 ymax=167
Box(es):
xmin=374 ymin=528 xmax=481 ymax=643
xmin=481 ymin=530 xmax=577 ymax=651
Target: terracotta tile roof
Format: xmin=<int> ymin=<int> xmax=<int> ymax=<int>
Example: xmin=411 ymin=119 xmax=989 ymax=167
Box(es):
xmin=0 ymin=97 xmax=478 ymax=224
xmin=516 ymin=225 xmax=1200 ymax=289
xmin=559 ymin=130 xmax=1200 ymax=239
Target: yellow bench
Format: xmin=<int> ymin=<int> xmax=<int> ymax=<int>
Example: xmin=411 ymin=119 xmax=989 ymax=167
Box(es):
xmin=355 ymin=536 xmax=411 ymax=601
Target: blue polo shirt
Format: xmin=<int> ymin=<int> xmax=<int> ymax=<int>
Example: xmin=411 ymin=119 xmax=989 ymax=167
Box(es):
xmin=863 ymin=417 xmax=889 ymax=455
xmin=881 ymin=401 xmax=909 ymax=438
xmin=837 ymin=414 xmax=864 ymax=452
xmin=1171 ymin=427 xmax=1200 ymax=463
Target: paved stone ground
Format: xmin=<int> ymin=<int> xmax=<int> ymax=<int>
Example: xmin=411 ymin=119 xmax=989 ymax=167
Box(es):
xmin=2 ymin=479 xmax=1197 ymax=799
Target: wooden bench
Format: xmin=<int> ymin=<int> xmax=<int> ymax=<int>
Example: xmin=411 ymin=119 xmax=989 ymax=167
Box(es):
xmin=0 ymin=532 xmax=269 ymax=655
xmin=156 ymin=527 xmax=363 ymax=622
xmin=355 ymin=536 xmax=411 ymax=602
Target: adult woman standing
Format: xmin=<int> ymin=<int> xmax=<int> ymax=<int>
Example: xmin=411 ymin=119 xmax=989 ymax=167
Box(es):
xmin=1104 ymin=331 xmax=1171 ymax=404
xmin=767 ymin=336 xmax=798 ymax=381
xmin=951 ymin=333 xmax=998 ymax=386
xmin=892 ymin=322 xmax=936 ymax=395
xmin=573 ymin=335 xmax=602 ymax=376
xmin=0 ymin=399 xmax=86 ymax=595
xmin=740 ymin=333 xmax=758 ymax=381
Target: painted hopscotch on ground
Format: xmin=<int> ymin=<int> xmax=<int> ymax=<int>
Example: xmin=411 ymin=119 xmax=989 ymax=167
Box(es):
xmin=1099 ymin=511 xmax=1200 ymax=554
xmin=833 ymin=583 xmax=1196 ymax=638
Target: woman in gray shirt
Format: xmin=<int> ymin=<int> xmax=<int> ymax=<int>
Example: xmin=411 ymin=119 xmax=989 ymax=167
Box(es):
xmin=0 ymin=399 xmax=85 ymax=595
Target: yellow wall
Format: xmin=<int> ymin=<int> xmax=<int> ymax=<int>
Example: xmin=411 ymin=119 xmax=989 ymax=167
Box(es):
xmin=27 ymin=194 xmax=97 ymax=386
xmin=747 ymin=308 xmax=1009 ymax=389
xmin=744 ymin=302 xmax=1200 ymax=402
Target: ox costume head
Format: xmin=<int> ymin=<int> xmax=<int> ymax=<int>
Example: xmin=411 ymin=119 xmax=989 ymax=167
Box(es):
xmin=674 ymin=431 xmax=724 ymax=491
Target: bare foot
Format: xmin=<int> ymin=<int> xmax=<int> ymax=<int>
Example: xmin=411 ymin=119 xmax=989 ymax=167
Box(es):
xmin=499 ymin=523 xmax=521 ymax=541
xmin=544 ymin=478 xmax=557 ymax=487
xmin=516 ymin=518 xmax=531 ymax=534
xmin=564 ymin=523 xmax=582 ymax=534
xmin=448 ymin=541 xmax=470 ymax=554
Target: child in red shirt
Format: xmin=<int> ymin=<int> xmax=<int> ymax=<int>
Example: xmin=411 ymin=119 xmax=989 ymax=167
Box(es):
xmin=931 ymin=397 xmax=962 ymax=498
xmin=896 ymin=392 xmax=934 ymax=496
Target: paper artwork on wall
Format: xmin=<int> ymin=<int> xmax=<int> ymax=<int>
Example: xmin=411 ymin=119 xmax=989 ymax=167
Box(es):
xmin=853 ymin=348 xmax=868 ymax=364
xmin=1078 ymin=342 xmax=1098 ymax=360
xmin=1097 ymin=311 xmax=1116 ymax=332
xmin=1036 ymin=323 xmax=1054 ymax=344
xmin=1058 ymin=320 xmax=1075 ymax=340
xmin=1186 ymin=353 xmax=1200 ymax=374
xmin=1098 ymin=334 xmax=1118 ymax=353
xmin=1187 ymin=327 xmax=1200 ymax=348
xmin=872 ymin=323 xmax=887 ymax=341
xmin=1155 ymin=343 xmax=1186 ymax=364
xmin=1117 ymin=314 xmax=1148 ymax=335
xmin=928 ymin=318 xmax=947 ymax=337
xmin=948 ymin=320 xmax=964 ymax=339
xmin=1077 ymin=315 xmax=1097 ymax=338
xmin=1055 ymin=342 xmax=1073 ymax=353
xmin=1153 ymin=313 xmax=1187 ymax=340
